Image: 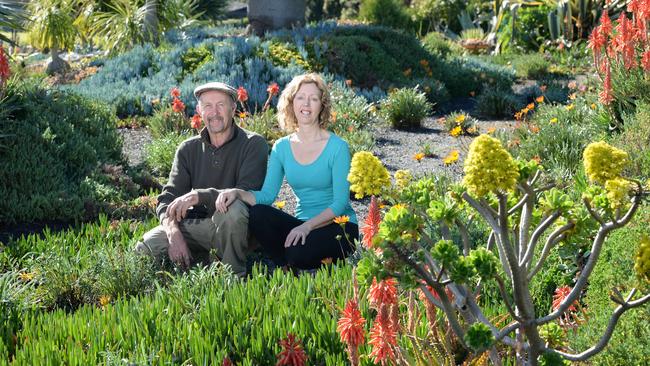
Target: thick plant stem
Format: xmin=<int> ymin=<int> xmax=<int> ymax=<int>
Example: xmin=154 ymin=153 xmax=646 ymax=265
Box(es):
xmin=550 ymin=292 xmax=650 ymax=361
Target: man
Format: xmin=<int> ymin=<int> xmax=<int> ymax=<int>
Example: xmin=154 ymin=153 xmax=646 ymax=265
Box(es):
xmin=135 ymin=82 xmax=269 ymax=276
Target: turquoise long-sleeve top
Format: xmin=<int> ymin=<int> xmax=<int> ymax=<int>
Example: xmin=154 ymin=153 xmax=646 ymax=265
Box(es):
xmin=251 ymin=133 xmax=358 ymax=224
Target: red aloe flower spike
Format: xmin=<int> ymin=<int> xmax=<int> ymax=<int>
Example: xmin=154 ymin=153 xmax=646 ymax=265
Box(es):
xmin=552 ymin=285 xmax=578 ymax=312
xmin=0 ymin=46 xmax=10 ymax=86
xmin=237 ymin=86 xmax=248 ymax=102
xmin=172 ymin=98 xmax=185 ymax=113
xmin=170 ymin=87 xmax=181 ymax=98
xmin=361 ymin=195 xmax=381 ymax=250
xmin=337 ymin=299 xmax=366 ymax=366
xmin=191 ymin=114 xmax=202 ymax=129
xmin=276 ymin=333 xmax=308 ymax=366
xmin=599 ymin=60 xmax=614 ymax=105
xmin=267 ymin=82 xmax=280 ymax=96
xmin=222 ymin=356 xmax=234 ymax=366
xmin=600 ymin=11 xmax=612 ymax=37
xmin=368 ymin=277 xmax=398 ymax=309
xmin=368 ymin=312 xmax=397 ymax=365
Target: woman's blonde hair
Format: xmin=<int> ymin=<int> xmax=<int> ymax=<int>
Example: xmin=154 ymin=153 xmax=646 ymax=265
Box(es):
xmin=277 ymin=73 xmax=332 ymax=132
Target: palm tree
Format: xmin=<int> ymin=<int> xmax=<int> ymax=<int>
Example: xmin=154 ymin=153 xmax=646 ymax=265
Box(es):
xmin=27 ymin=0 xmax=78 ymax=75
xmin=248 ymin=0 xmax=306 ymax=36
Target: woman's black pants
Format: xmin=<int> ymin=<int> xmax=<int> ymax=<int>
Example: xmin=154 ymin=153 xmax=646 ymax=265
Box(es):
xmin=249 ymin=204 xmax=358 ymax=269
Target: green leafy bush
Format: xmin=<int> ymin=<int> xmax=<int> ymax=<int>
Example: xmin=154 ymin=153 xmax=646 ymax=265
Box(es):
xmin=145 ymin=132 xmax=190 ymax=179
xmin=239 ymin=109 xmax=285 ymax=147
xmin=181 ymin=44 xmax=213 ymax=76
xmin=264 ymin=41 xmax=313 ymax=70
xmin=511 ymin=98 xmax=609 ymax=180
xmin=421 ymin=31 xmax=462 ymax=59
xmin=359 ymin=0 xmax=412 ymax=31
xmin=148 ymin=104 xmax=193 ymax=139
xmin=513 ymin=4 xmax=552 ymax=51
xmin=381 ymin=87 xmax=432 ymax=129
xmin=476 ymin=88 xmax=521 ymax=118
xmin=0 ymin=82 xmax=123 ymax=224
xmin=611 ymin=102 xmax=650 ymax=180
xmin=511 ymin=53 xmax=551 ymax=79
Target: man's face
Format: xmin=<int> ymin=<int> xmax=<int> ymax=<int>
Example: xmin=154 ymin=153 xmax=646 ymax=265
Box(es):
xmin=197 ymin=90 xmax=236 ymax=136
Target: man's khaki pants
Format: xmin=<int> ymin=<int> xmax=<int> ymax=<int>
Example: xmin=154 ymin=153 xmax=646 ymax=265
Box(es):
xmin=135 ymin=200 xmax=250 ymax=276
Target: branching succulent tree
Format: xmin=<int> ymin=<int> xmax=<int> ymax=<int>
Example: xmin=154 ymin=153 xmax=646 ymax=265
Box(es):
xmin=355 ymin=135 xmax=650 ymax=365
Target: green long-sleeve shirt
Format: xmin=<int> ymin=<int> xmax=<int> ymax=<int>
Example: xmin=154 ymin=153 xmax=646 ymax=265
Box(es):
xmin=156 ymin=125 xmax=268 ymax=222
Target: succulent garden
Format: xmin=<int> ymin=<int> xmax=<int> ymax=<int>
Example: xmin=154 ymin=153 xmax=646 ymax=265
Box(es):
xmin=1 ymin=0 xmax=649 ymax=365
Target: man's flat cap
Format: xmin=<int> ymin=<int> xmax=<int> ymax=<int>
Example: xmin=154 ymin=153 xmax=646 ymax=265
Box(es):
xmin=193 ymin=82 xmax=237 ymax=102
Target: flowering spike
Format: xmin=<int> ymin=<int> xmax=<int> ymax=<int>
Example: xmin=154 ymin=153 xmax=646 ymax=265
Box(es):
xmin=361 ymin=196 xmax=381 ymax=250
xmin=368 ymin=277 xmax=398 ymax=309
xmin=0 ymin=45 xmax=9 ymax=87
xmin=368 ymin=314 xmax=397 ymax=365
xmin=237 ymin=86 xmax=248 ymax=102
xmin=275 ymin=333 xmax=307 ymax=366
xmin=337 ymin=299 xmax=366 ymax=347
xmin=170 ymin=87 xmax=181 ymax=98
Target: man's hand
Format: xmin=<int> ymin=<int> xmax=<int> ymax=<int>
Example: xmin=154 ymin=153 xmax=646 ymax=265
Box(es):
xmin=166 ymin=191 xmax=199 ymax=222
xmin=215 ymin=188 xmax=240 ymax=213
xmin=166 ymin=223 xmax=192 ymax=267
xmin=284 ymin=222 xmax=312 ymax=248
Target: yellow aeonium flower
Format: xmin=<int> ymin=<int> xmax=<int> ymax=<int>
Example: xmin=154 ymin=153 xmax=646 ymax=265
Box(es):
xmin=583 ymin=141 xmax=629 ymax=184
xmin=348 ymin=151 xmax=391 ymax=199
xmin=394 ymin=169 xmax=413 ymax=190
xmin=463 ymin=134 xmax=519 ymax=197
xmin=605 ymin=177 xmax=633 ymax=209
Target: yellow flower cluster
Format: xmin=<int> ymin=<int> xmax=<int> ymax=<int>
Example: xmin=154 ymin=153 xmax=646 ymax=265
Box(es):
xmin=394 ymin=169 xmax=413 ymax=190
xmin=604 ymin=177 xmax=632 ymax=209
xmin=463 ymin=134 xmax=519 ymax=197
xmin=348 ymin=151 xmax=391 ymax=199
xmin=635 ymin=236 xmax=650 ymax=283
xmin=583 ymin=141 xmax=629 ymax=184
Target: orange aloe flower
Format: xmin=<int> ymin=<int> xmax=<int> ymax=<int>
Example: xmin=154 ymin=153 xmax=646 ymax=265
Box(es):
xmin=191 ymin=114 xmax=202 ymax=129
xmin=237 ymin=86 xmax=248 ymax=102
xmin=368 ymin=277 xmax=398 ymax=308
xmin=361 ymin=196 xmax=381 ymax=250
xmin=552 ymin=285 xmax=578 ymax=312
xmin=170 ymin=87 xmax=181 ymax=98
xmin=368 ymin=312 xmax=397 ymax=365
xmin=172 ymin=98 xmax=185 ymax=113
xmin=337 ymin=300 xmax=366 ymax=347
xmin=267 ymin=82 xmax=280 ymax=96
xmin=276 ymin=333 xmax=308 ymax=366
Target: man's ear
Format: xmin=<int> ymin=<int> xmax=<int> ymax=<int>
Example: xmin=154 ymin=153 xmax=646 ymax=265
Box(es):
xmin=195 ymin=104 xmax=201 ymax=115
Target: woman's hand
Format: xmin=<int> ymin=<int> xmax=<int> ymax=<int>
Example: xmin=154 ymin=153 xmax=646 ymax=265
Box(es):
xmin=284 ymin=222 xmax=312 ymax=247
xmin=215 ymin=189 xmax=240 ymax=213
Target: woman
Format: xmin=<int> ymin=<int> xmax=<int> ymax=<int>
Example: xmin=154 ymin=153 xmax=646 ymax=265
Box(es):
xmin=215 ymin=73 xmax=358 ymax=270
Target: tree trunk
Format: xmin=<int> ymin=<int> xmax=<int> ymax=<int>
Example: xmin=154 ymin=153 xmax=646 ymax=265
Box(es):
xmin=248 ymin=0 xmax=306 ymax=36
xmin=143 ymin=0 xmax=159 ymax=45
xmin=46 ymin=45 xmax=70 ymax=76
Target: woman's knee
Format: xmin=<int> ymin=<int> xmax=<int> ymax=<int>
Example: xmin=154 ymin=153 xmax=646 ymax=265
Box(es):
xmin=249 ymin=204 xmax=274 ymax=226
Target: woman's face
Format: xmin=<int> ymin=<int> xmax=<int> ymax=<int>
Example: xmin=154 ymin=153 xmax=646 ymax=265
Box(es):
xmin=292 ymin=82 xmax=322 ymax=127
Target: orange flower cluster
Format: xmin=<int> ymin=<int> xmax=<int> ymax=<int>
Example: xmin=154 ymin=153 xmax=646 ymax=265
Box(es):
xmin=588 ymin=3 xmax=650 ymax=104
xmin=191 ymin=114 xmax=202 ymax=129
xmin=275 ymin=333 xmax=307 ymax=366
xmin=361 ymin=196 xmax=381 ymax=251
xmin=170 ymin=87 xmax=185 ymax=113
xmin=337 ymin=300 xmax=366 ymax=366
